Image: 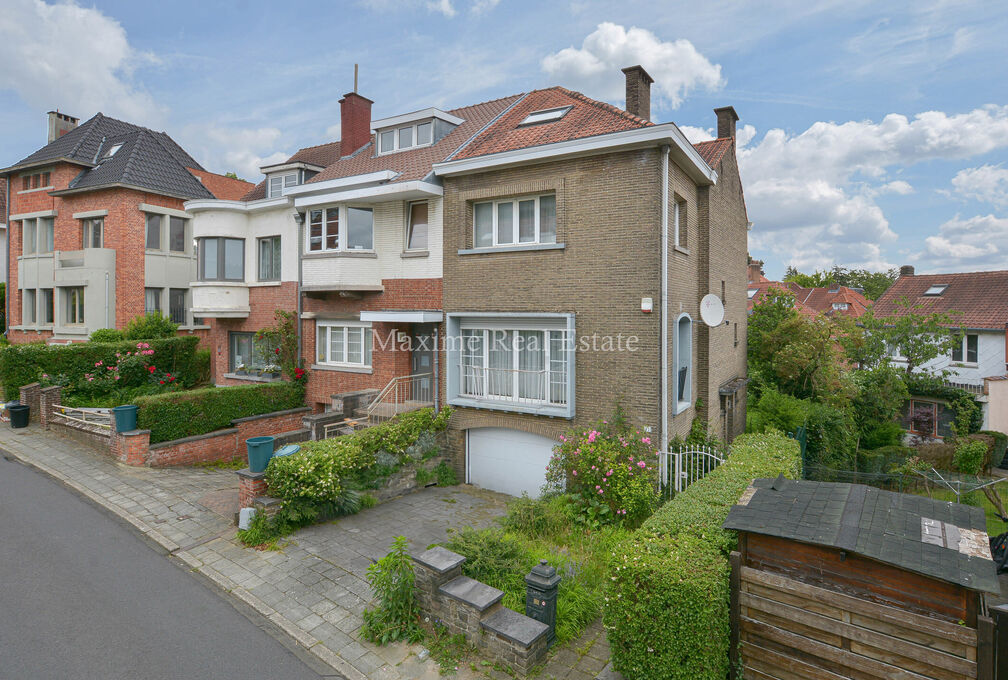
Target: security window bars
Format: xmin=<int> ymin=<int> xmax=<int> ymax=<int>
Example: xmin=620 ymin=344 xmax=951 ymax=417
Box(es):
xmin=169 ymin=289 xmax=186 ymax=325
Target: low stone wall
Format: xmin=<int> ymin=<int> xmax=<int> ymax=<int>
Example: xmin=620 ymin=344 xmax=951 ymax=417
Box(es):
xmin=413 ymin=547 xmax=549 ymax=675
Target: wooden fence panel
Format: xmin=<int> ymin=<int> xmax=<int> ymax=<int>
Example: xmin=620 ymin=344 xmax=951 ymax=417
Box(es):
xmin=739 ymin=566 xmax=980 ymax=680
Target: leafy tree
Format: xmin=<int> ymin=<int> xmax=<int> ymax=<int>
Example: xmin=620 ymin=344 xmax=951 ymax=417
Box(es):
xmin=783 ymin=267 xmax=832 ymax=288
xmin=748 ymin=285 xmax=799 ymax=352
xmin=783 ymin=265 xmax=896 ymax=300
xmin=849 ymin=364 xmax=908 ymax=447
xmin=751 ymin=312 xmax=851 ymax=405
xmin=224 ymin=171 xmax=245 ymax=181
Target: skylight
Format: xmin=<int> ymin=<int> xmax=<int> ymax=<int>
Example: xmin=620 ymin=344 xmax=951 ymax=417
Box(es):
xmin=747 ymin=289 xmax=759 ymax=299
xmin=518 ymin=106 xmax=573 ymax=126
xmin=104 ymin=143 xmax=123 ymax=158
xmin=924 ymin=284 xmax=948 ymax=296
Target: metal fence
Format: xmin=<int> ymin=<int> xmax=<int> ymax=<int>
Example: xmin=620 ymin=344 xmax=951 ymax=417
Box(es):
xmin=659 ymin=444 xmax=728 ymax=495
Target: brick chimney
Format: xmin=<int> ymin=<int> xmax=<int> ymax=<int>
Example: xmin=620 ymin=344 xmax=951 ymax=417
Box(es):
xmin=339 ymin=92 xmax=373 ymax=156
xmin=714 ymin=106 xmax=739 ymax=139
xmin=748 ymin=260 xmax=765 ymax=285
xmin=47 ymin=110 xmax=78 ymax=143
xmin=899 ymin=265 xmax=915 ymax=277
xmin=622 ymin=65 xmax=654 ymax=122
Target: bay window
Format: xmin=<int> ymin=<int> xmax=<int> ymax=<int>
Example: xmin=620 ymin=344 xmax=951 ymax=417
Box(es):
xmin=316 ymin=322 xmax=373 ymax=367
xmin=198 ymin=237 xmax=244 ymax=281
xmin=459 ymin=326 xmax=569 ymax=405
xmin=473 ymin=194 xmax=556 ymax=248
xmin=306 ymin=206 xmax=373 ymax=252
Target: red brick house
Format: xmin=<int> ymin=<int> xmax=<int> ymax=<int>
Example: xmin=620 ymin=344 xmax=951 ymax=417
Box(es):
xmin=1 ymin=111 xmax=251 ymax=343
xmin=747 ymin=280 xmax=871 ymax=319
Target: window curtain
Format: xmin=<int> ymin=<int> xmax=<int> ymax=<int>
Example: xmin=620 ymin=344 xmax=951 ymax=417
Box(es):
xmin=549 ymin=331 xmax=567 ymax=404
xmin=518 ymin=330 xmax=545 ymax=399
xmin=461 ymin=330 xmax=485 ymax=395
xmin=488 ymin=330 xmax=513 ymax=397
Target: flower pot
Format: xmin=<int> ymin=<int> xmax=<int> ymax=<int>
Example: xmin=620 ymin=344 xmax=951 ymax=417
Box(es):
xmin=8 ymin=404 xmax=29 ymax=429
xmin=111 ymin=405 xmax=139 ymax=432
xmin=246 ymin=436 xmax=276 ymax=473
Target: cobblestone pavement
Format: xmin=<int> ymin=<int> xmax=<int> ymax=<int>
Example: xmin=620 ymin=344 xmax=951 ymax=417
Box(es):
xmin=0 ymin=424 xmax=618 ymax=680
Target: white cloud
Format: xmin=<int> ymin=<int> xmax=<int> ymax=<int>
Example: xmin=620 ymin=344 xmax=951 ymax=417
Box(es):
xmin=427 ymin=0 xmax=456 ymax=17
xmin=182 ymin=124 xmax=287 ymax=182
xmin=679 ymin=125 xmax=713 ymax=143
xmin=0 ymin=0 xmax=160 ymax=124
xmin=742 ymin=105 xmax=1008 ymax=272
xmin=950 ymin=165 xmax=1008 ymax=208
xmin=918 ymin=214 xmax=1008 ymax=268
xmin=541 ymin=23 xmax=722 ymax=110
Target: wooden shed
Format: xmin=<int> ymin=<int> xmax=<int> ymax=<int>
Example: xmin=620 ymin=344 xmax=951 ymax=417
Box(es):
xmin=723 ymin=475 xmax=1001 ymax=680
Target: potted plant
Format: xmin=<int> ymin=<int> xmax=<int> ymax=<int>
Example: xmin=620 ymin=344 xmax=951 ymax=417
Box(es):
xmin=264 ymin=364 xmax=282 ymax=379
xmin=235 ymin=362 xmax=248 ymax=376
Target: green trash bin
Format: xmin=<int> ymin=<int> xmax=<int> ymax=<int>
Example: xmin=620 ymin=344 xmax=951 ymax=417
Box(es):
xmin=111 ymin=405 xmax=139 ymax=432
xmin=246 ymin=436 xmax=276 ymax=473
xmin=8 ymin=404 xmax=30 ymax=429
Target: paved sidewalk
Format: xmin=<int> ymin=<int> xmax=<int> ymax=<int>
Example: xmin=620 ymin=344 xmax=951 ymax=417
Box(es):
xmin=0 ymin=424 xmax=616 ymax=679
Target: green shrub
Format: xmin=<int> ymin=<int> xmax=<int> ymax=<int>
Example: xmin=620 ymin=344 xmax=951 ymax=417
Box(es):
xmin=123 ymin=312 xmax=178 ymax=340
xmin=499 ymin=494 xmax=573 ymax=538
xmin=194 ymin=349 xmax=212 ymax=385
xmin=861 ymin=421 xmax=904 ymax=449
xmin=362 ymin=536 xmax=423 ymax=645
xmin=135 ymin=381 xmax=304 ymax=443
xmin=981 ymin=430 xmax=1008 ymax=468
xmin=89 ymin=328 xmax=125 ymax=343
xmin=434 ymin=460 xmax=458 ymax=486
xmin=607 ymin=431 xmax=801 ymax=679
xmin=0 ymin=336 xmax=202 ymax=400
xmin=745 ymin=389 xmax=809 ymax=434
xmin=858 ymin=445 xmax=910 ymax=474
xmin=545 ymin=417 xmax=660 ymax=527
xmin=954 ymin=439 xmax=987 ymax=476
xmin=606 ymin=532 xmax=729 ymax=680
xmin=805 ymin=402 xmax=857 ymax=469
xmin=353 ymin=406 xmax=450 ymax=458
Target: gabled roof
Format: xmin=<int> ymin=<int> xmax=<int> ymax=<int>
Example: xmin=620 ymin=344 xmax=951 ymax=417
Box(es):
xmin=289 ymin=141 xmax=342 ymax=167
xmin=873 ymin=270 xmax=1008 ymax=330
xmin=186 ymin=168 xmax=255 ymax=201
xmin=693 ymin=137 xmax=732 ymax=167
xmin=452 ymin=87 xmax=651 ymax=160
xmin=747 ymin=281 xmax=871 ymax=318
xmin=724 ymin=477 xmax=999 ymax=594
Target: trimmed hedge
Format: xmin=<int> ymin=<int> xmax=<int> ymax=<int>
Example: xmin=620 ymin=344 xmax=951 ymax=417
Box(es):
xmin=605 ymin=431 xmax=802 ymax=680
xmin=136 ymin=382 xmax=305 ymax=443
xmin=0 ymin=336 xmax=202 ymax=400
xmin=980 ymin=430 xmax=1008 ymax=469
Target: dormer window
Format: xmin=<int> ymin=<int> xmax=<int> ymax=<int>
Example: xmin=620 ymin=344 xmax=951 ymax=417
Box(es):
xmin=832 ymin=302 xmax=848 ymax=311
xmin=268 ymin=172 xmax=298 ymax=199
xmin=519 ymin=106 xmax=572 ymax=126
xmin=378 ymin=120 xmax=434 ymax=154
xmin=924 ymin=284 xmax=948 ymax=296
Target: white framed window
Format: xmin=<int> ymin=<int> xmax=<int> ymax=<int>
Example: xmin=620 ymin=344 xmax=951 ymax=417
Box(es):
xmin=316 ymin=322 xmax=373 ymax=367
xmin=268 ymin=172 xmax=298 ymax=198
xmin=376 ymin=120 xmax=434 ymax=155
xmin=952 ymin=333 xmax=979 ymax=364
xmin=406 ymin=201 xmax=428 ymax=251
xmin=198 ymin=237 xmax=244 ymax=281
xmin=473 ymin=194 xmax=556 ymax=248
xmin=63 ymin=287 xmax=84 ymax=325
xmin=258 ymin=236 xmax=282 ymax=280
xmin=832 ymin=302 xmax=848 ymax=311
xmin=673 ymin=196 xmax=687 ymax=249
xmin=459 ymin=326 xmax=569 ymax=406
xmin=82 ymin=217 xmax=103 ymax=248
xmin=675 ymin=314 xmax=693 ymax=412
xmin=306 ymin=206 xmax=373 ymax=252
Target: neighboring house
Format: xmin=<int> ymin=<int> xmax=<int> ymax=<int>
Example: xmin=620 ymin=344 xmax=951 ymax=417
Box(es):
xmin=433 ymin=66 xmax=750 ymax=497
xmin=1 ymin=110 xmax=252 ymax=343
xmin=874 ymin=265 xmax=1008 ymax=434
xmin=747 ymin=279 xmax=871 ymax=319
xmin=1 ymin=177 xmax=7 ymax=328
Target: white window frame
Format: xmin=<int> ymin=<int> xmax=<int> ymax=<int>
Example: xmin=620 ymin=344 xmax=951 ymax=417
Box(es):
xmin=376 ymin=120 xmax=434 ymax=155
xmin=304 ymin=205 xmax=374 ymax=253
xmin=82 ymin=217 xmax=103 ymax=249
xmin=316 ymin=321 xmax=373 ymax=368
xmin=257 ymin=235 xmax=282 ymax=280
xmin=405 ymin=201 xmax=429 ymax=252
xmin=674 ymin=313 xmax=693 ymax=413
xmin=63 ymin=287 xmax=84 ymax=325
xmin=673 ymin=196 xmax=687 ymax=249
xmin=952 ymin=333 xmax=979 ymax=365
xmin=832 ymin=302 xmax=848 ymax=311
xmin=268 ymin=172 xmax=298 ymax=198
xmin=472 ymin=194 xmax=557 ymax=248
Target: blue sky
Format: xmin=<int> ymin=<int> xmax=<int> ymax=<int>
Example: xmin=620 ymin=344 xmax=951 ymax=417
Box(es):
xmin=1 ymin=1 xmax=1006 ymax=278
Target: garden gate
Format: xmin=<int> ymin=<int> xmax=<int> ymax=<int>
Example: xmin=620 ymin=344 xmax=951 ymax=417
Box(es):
xmin=659 ymin=445 xmax=728 ymax=494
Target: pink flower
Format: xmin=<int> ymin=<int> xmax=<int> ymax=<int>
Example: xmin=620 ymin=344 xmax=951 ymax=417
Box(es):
xmin=642 ymin=437 xmax=651 ymax=445
xmin=607 ymin=469 xmax=613 ymax=476
xmin=638 ymin=460 xmax=646 ymax=468
xmin=572 ymin=470 xmax=577 ymax=476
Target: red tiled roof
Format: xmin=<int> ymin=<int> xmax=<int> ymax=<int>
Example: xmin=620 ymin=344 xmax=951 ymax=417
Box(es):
xmin=307 ymin=94 xmax=523 ymax=185
xmin=453 ymin=87 xmax=652 ymax=160
xmin=186 ymin=168 xmax=255 ymax=200
xmin=241 ymin=179 xmax=266 ymax=201
xmin=693 ymin=137 xmax=732 ymax=167
xmin=289 ymin=141 xmax=342 ymax=167
xmin=873 ymin=270 xmax=1008 ymax=329
xmin=748 ymin=281 xmax=871 ymax=319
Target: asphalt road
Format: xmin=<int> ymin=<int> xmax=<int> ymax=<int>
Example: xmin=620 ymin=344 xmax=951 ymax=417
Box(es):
xmin=0 ymin=451 xmax=335 ymax=680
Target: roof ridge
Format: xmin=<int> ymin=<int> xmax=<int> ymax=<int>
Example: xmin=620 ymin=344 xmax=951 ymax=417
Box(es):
xmin=446 ymin=92 xmax=525 ymax=117
xmin=119 ymin=130 xmax=148 ymax=185
xmin=66 ymin=113 xmax=102 ymax=160
xmin=547 ymin=86 xmax=653 ymax=127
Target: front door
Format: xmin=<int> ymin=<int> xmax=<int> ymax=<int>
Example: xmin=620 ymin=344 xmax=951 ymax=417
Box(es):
xmin=410 ymin=324 xmax=434 ymax=402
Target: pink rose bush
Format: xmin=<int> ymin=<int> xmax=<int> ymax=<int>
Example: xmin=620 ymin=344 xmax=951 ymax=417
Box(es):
xmin=545 ymin=419 xmax=660 ymax=527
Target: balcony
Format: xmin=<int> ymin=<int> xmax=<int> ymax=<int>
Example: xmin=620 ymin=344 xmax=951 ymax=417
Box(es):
xmin=301 ymin=252 xmax=383 ymax=293
xmin=453 ymin=365 xmax=570 ymax=416
xmin=191 ymin=282 xmax=250 ymax=318
xmin=53 ymin=248 xmax=116 ymax=284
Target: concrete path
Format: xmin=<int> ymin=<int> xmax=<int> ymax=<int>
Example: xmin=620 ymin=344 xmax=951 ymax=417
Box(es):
xmin=0 ymin=424 xmax=616 ymax=679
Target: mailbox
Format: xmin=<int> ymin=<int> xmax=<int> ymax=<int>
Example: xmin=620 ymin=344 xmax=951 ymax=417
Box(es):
xmin=525 ymin=559 xmax=561 ymax=647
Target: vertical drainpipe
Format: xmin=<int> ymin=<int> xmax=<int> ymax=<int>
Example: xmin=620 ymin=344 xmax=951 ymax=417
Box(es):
xmin=661 ymin=145 xmax=670 ymax=456
xmin=105 ymin=272 xmax=110 ymax=328
xmin=4 ymin=178 xmax=9 ymax=338
xmin=294 ymin=211 xmax=304 ymax=371
xmin=433 ymin=325 xmax=440 ymax=411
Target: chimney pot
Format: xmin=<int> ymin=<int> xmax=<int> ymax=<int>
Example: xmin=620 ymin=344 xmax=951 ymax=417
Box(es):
xmin=621 ymin=65 xmax=654 ymax=122
xmin=338 ymin=92 xmax=373 ymax=156
xmin=714 ymin=106 xmax=739 ymax=139
xmin=47 ymin=110 xmax=78 ymax=143
xmin=900 ymin=265 xmax=915 ymax=277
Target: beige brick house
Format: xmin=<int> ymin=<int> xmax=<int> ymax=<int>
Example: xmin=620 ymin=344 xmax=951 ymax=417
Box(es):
xmin=431 ymin=67 xmax=750 ymax=497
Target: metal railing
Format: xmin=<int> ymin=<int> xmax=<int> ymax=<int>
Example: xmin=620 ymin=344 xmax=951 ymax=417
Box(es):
xmin=459 ymin=365 xmax=567 ymax=407
xmin=365 ymin=372 xmax=433 ymax=424
xmin=944 ymin=379 xmax=984 ymax=395
xmin=51 ymin=405 xmax=112 ymax=431
xmin=322 ymin=417 xmax=367 ymax=439
xmin=659 ymin=444 xmax=728 ymax=495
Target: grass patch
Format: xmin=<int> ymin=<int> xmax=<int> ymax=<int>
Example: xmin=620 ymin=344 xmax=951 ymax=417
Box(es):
xmin=192 ymin=457 xmax=246 ymax=471
xmin=424 ymin=623 xmax=475 ymax=674
xmin=442 ymin=493 xmax=629 ymax=646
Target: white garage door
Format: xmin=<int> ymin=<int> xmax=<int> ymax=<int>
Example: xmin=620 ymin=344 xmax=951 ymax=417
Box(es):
xmin=467 ymin=428 xmax=557 ymax=498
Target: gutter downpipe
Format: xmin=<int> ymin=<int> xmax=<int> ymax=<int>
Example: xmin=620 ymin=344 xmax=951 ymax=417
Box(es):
xmin=105 ymin=272 xmax=110 ymax=328
xmin=661 ymin=145 xmax=670 ymax=458
xmin=294 ymin=211 xmax=304 ymax=371
xmin=4 ymin=178 xmax=9 ymax=338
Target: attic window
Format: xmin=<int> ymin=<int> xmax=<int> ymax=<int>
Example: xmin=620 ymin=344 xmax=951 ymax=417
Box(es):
xmin=104 ymin=143 xmax=123 ymax=158
xmin=832 ymin=302 xmax=849 ymax=311
xmin=747 ymin=289 xmax=758 ymax=299
xmin=924 ymin=284 xmax=948 ymax=296
xmin=518 ymin=106 xmax=573 ymax=126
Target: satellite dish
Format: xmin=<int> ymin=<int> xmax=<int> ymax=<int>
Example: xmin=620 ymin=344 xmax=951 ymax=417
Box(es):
xmin=700 ymin=294 xmax=725 ymax=327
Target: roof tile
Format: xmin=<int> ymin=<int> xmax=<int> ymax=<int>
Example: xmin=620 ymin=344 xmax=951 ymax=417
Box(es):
xmin=873 ymin=270 xmax=1008 ymax=329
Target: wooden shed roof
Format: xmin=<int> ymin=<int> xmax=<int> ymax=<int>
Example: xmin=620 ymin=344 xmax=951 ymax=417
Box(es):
xmin=724 ymin=476 xmax=1000 ymax=594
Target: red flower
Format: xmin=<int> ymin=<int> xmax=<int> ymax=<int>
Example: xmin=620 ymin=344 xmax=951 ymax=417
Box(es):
xmin=148 ymin=366 xmax=156 ymax=373
xmin=275 ymin=348 xmax=280 ymax=354
xmin=159 ymin=380 xmax=165 ymax=385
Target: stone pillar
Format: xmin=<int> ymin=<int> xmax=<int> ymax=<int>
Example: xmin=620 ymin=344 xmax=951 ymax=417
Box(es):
xmin=39 ymin=385 xmax=62 ymax=429
xmin=109 ymin=408 xmax=150 ymax=465
xmin=237 ymin=468 xmax=269 ymax=508
xmin=412 ymin=546 xmax=466 ymax=616
xmin=18 ymin=382 xmax=41 ymax=422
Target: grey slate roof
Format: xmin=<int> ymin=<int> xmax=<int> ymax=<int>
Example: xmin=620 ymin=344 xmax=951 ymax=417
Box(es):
xmin=723 ymin=477 xmax=1000 ymax=594
xmin=4 ymin=113 xmax=212 ymax=200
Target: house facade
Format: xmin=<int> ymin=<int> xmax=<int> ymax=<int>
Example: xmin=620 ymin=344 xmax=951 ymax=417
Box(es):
xmin=875 ymin=266 xmax=1008 ymax=434
xmin=2 ymin=111 xmax=251 ymax=343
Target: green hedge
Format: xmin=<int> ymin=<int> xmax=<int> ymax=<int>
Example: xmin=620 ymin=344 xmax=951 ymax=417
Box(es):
xmin=0 ymin=336 xmax=202 ymax=400
xmin=605 ymin=431 xmax=801 ymax=680
xmin=980 ymin=430 xmax=1008 ymax=468
xmin=136 ymin=382 xmax=305 ymax=443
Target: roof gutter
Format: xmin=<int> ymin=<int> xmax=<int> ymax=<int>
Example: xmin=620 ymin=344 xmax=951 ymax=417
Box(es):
xmin=49 ymin=182 xmax=209 ymax=202
xmin=0 ymin=157 xmax=95 ymax=176
xmin=433 ymin=122 xmax=717 ymax=186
